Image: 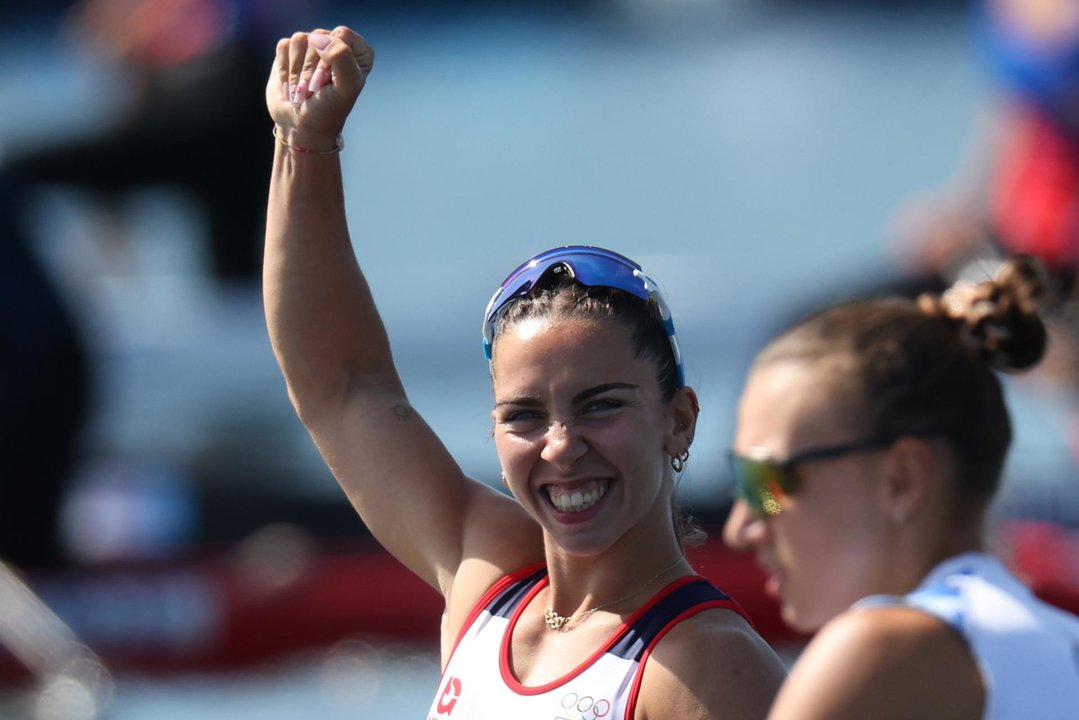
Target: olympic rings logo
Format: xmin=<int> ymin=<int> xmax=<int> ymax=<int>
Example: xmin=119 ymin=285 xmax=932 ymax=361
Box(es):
xmin=554 ymin=691 xmax=611 ymax=720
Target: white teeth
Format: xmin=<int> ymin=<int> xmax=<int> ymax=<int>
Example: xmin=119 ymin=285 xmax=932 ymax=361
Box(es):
xmin=547 ymin=481 xmax=608 ymax=513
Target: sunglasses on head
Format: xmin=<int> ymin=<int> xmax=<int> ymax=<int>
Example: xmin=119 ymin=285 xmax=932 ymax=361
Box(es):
xmin=728 ymin=435 xmax=903 ymax=516
xmin=481 ymin=245 xmax=685 ymax=387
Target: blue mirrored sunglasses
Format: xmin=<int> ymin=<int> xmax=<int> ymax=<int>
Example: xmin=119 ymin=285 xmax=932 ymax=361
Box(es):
xmin=481 ymin=246 xmax=685 ymax=388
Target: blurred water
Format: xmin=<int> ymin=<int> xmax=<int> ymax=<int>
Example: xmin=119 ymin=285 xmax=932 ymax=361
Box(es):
xmin=111 ymin=644 xmax=440 ymax=720
xmin=2 ymin=640 xmax=442 ymax=719
xmin=3 ymin=1 xmax=1077 ymax=716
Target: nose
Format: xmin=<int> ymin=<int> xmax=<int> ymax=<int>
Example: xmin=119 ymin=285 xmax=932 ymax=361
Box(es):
xmin=540 ymin=420 xmax=586 ymax=468
xmin=722 ymin=499 xmax=766 ymax=551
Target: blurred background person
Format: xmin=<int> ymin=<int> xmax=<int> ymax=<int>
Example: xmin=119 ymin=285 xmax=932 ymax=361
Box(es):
xmin=891 ymin=0 xmax=1079 ymax=391
xmin=0 ymin=0 xmax=317 ymax=572
xmin=6 ymin=0 xmax=315 ymax=282
xmin=0 ymin=0 xmax=320 ymax=711
xmin=724 ymin=256 xmax=1079 ymax=719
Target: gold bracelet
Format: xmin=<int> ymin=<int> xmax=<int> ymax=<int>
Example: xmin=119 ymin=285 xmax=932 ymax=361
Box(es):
xmin=272 ymin=125 xmax=344 ymax=154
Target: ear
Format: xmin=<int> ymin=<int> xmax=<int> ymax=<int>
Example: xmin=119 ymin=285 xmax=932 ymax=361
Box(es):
xmin=879 ymin=436 xmax=938 ymax=525
xmin=664 ymin=387 xmax=700 ymax=458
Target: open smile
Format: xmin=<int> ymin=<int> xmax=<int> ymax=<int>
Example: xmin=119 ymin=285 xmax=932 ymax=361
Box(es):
xmin=544 ymin=479 xmax=610 ymax=514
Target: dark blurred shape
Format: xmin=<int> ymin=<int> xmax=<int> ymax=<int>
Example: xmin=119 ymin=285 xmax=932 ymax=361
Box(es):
xmin=6 ymin=0 xmax=315 ymax=281
xmin=0 ymin=174 xmax=91 ymax=569
xmin=1 ymin=0 xmax=319 ymax=570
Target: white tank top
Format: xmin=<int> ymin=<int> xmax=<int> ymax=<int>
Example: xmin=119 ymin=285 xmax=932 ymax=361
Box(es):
xmin=426 ymin=564 xmax=750 ymax=720
xmin=857 ymin=552 xmax=1079 ymax=720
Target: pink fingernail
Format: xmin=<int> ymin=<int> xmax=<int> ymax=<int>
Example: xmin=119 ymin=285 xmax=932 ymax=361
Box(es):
xmin=289 ymin=83 xmax=298 ymax=106
xmin=296 ymin=80 xmax=308 ymax=105
xmin=309 ymin=33 xmax=332 ymax=50
xmin=309 ymin=67 xmax=326 ymax=94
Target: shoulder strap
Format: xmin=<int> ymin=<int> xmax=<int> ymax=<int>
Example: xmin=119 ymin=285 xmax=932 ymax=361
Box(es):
xmin=448 ymin=563 xmax=547 ymax=656
xmin=488 ymin=566 xmax=548 ymax=619
xmin=609 ymin=577 xmax=747 ymax=662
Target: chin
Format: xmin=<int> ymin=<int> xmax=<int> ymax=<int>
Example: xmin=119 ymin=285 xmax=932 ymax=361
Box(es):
xmin=549 ymin=535 xmax=616 ymax=559
xmin=781 ymin=601 xmax=832 ymax=634
xmin=542 ymin=523 xmax=624 ymax=559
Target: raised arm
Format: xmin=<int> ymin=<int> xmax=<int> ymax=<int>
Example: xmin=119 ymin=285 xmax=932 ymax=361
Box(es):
xmin=262 ymin=27 xmax=541 ymax=599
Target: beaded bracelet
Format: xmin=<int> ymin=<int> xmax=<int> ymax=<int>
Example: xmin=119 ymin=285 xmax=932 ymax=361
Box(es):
xmin=272 ymin=125 xmax=345 ymax=155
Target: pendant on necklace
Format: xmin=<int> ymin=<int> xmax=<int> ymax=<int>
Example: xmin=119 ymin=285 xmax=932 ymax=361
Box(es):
xmin=544 ymin=605 xmax=569 ymax=631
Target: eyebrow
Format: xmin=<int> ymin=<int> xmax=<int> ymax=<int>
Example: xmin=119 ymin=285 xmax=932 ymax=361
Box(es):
xmin=494 ymin=382 xmax=639 ymax=408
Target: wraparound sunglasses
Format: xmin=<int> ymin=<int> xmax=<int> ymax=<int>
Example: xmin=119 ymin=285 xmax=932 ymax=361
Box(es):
xmin=728 ymin=435 xmax=905 ymax=516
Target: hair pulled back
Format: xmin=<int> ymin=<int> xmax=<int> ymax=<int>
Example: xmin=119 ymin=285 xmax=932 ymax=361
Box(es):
xmin=755 ymin=255 xmax=1049 ymax=512
xmin=492 ymin=272 xmax=682 ymax=402
xmin=490 ymin=270 xmax=702 ymax=545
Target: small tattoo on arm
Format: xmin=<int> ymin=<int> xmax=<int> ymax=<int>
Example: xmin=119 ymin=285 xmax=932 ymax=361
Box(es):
xmin=392 ymin=404 xmax=413 ymax=420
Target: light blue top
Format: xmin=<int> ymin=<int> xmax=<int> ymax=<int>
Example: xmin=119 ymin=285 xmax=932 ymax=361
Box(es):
xmin=858 ymin=552 xmax=1079 ymax=720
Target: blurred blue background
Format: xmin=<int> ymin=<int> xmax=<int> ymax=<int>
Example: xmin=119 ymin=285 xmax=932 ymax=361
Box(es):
xmin=2 ymin=0 xmax=1077 ymax=717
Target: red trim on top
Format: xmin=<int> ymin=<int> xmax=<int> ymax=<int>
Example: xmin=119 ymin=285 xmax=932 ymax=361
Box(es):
xmin=622 ymin=599 xmax=745 ymax=720
xmin=720 ymin=593 xmax=754 ymax=629
xmin=428 ymin=561 xmax=547 ymax=710
xmin=449 ymin=561 xmax=547 ymax=658
xmin=499 ymin=574 xmax=706 ymax=695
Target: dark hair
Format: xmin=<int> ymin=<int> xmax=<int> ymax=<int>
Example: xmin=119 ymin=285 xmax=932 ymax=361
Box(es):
xmin=491 ymin=270 xmax=682 ymax=402
xmin=491 ymin=270 xmax=703 ymax=546
xmin=754 ymin=256 xmax=1048 ymax=518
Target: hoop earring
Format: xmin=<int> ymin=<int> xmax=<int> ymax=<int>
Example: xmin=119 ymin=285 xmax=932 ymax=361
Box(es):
xmin=670 ymin=450 xmax=689 ymax=473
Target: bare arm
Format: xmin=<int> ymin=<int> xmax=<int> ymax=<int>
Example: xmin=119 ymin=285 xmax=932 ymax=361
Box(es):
xmin=637 ymin=610 xmax=786 ymax=720
xmin=767 ymin=607 xmax=983 ymax=720
xmin=263 ymin=27 xmax=541 ymax=601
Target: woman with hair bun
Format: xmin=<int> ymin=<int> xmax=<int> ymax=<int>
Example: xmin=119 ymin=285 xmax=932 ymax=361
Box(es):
xmin=724 ymin=255 xmax=1079 ymax=719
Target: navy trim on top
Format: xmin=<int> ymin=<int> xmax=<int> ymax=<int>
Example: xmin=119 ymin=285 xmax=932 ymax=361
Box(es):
xmin=488 ymin=567 xmax=548 ymax=619
xmin=484 ymin=571 xmax=734 ymax=663
xmin=608 ymin=579 xmax=732 ymax=661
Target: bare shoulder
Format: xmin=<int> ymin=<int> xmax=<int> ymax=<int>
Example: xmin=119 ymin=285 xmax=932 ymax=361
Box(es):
xmin=769 ymin=606 xmax=984 ymax=720
xmin=637 ymin=606 xmax=786 ymax=720
xmin=443 ymin=484 xmax=544 ymax=620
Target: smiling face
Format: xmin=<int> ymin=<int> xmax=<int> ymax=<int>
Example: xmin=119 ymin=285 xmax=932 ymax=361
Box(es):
xmin=723 ymin=359 xmax=899 ymax=632
xmin=490 ymin=315 xmax=680 ymax=558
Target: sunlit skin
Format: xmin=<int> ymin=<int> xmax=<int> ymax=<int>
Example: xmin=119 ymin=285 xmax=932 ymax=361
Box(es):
xmin=723 ymin=360 xmax=925 ymax=632
xmin=477 ymin=315 xmax=791 ymax=709
xmin=265 ymin=25 xmax=790 ymax=717
xmin=491 ymin=316 xmax=683 ymax=569
xmin=724 ymin=359 xmax=994 ymax=719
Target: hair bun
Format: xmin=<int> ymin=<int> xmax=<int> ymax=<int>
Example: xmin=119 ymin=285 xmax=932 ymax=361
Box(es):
xmin=917 ymin=255 xmax=1049 ymax=372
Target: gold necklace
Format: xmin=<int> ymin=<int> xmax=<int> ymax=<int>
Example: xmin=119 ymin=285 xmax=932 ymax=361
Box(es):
xmin=543 ymin=557 xmax=686 ymax=632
